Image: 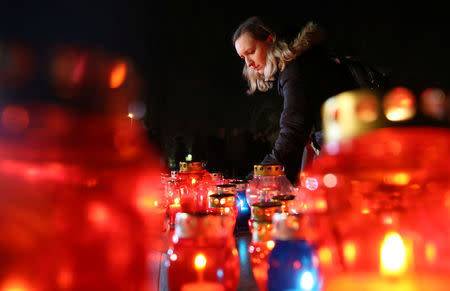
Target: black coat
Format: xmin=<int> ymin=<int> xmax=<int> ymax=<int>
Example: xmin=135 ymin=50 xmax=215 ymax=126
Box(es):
xmin=259 ymin=45 xmax=358 ymax=185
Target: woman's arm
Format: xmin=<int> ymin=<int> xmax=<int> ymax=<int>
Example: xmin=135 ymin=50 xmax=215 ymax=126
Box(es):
xmin=260 ymin=61 xmax=314 ymax=184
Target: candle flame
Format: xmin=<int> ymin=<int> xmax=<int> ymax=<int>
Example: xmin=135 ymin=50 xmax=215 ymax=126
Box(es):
xmin=425 ymin=243 xmax=437 ymax=264
xmin=318 ymin=247 xmax=333 ymax=266
xmin=1 ymin=279 xmax=30 ymax=291
xmin=300 ymin=271 xmax=315 ymax=290
xmin=343 ymin=241 xmax=357 ymax=265
xmin=266 ymin=240 xmax=275 ymax=250
xmin=380 ymin=232 xmax=407 ymax=276
xmin=194 ymin=254 xmax=207 ymax=271
xmin=383 ymin=87 xmax=416 ymax=121
xmin=191 ymin=178 xmax=196 ymax=185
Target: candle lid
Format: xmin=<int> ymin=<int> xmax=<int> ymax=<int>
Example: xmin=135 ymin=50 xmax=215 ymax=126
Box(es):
xmin=175 ymin=212 xmax=234 ymax=238
xmin=251 ymin=201 xmax=282 ymax=221
xmin=253 ymin=164 xmax=284 ymax=176
xmin=209 ymin=193 xmax=236 ymax=208
xmin=216 ymin=184 xmax=237 ymax=194
xmin=229 ymin=179 xmax=248 ymax=191
xmin=179 ymin=161 xmax=206 ymax=172
xmin=210 ymin=172 xmax=223 ymax=181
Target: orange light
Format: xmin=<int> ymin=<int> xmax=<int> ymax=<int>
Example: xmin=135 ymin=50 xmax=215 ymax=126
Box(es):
xmin=136 ymin=195 xmax=156 ymax=213
xmin=361 ymin=208 xmax=370 ymax=214
xmin=314 ymin=198 xmax=328 ymax=211
xmin=383 ymin=87 xmax=416 ymax=121
xmin=128 ymin=113 xmax=134 ymax=119
xmin=57 ymin=268 xmax=73 ymax=288
xmin=1 ymin=279 xmax=30 ymax=291
xmin=425 ymin=243 xmax=437 ymax=264
xmin=174 ymin=198 xmax=180 ymax=205
xmin=267 ymin=240 xmax=275 ymax=250
xmin=380 ymin=232 xmax=407 ymax=276
xmin=384 ymin=172 xmax=411 ymax=185
xmin=191 ymin=178 xmax=197 ymax=185
xmin=110 ymin=61 xmax=127 ymax=88
xmin=1 ymin=106 xmax=29 ymax=132
xmin=318 ymin=247 xmax=333 ymax=266
xmin=343 ymin=241 xmax=357 ymax=265
xmin=88 ymin=202 xmax=109 ymax=225
xmin=224 ymin=207 xmax=230 ymax=214
xmin=382 ymin=215 xmax=393 ymax=225
xmin=194 ymin=254 xmax=207 ymax=270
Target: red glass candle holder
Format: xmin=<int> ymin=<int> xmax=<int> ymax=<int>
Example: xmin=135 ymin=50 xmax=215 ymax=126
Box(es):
xmin=246 ymin=164 xmax=295 ymax=207
xmin=303 ymin=127 xmax=450 ymax=291
xmin=167 ymin=213 xmax=240 ymax=291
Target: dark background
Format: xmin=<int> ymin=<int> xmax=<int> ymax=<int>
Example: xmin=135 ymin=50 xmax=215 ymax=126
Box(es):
xmin=1 ymin=0 xmax=449 ymax=178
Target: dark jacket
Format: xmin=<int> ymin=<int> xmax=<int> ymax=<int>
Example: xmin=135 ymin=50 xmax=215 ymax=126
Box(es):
xmin=259 ymin=44 xmax=358 ymax=184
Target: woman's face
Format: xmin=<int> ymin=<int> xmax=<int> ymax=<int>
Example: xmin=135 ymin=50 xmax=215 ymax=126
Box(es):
xmin=235 ymin=32 xmax=270 ymax=75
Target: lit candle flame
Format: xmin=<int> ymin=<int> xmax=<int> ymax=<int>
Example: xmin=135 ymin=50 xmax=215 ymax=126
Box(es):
xmin=194 ymin=253 xmax=207 ymax=271
xmin=343 ymin=241 xmax=357 ymax=265
xmin=380 ymin=232 xmax=407 ymax=276
xmin=267 ymin=240 xmax=275 ymax=250
xmin=318 ymin=247 xmax=333 ymax=266
xmin=1 ymin=279 xmax=30 ymax=291
xmin=300 ymin=271 xmax=315 ymax=290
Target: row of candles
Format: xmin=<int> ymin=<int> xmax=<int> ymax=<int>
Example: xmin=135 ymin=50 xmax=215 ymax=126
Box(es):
xmin=159 ymin=126 xmax=450 ymax=291
xmin=156 ymin=88 xmax=450 ymax=291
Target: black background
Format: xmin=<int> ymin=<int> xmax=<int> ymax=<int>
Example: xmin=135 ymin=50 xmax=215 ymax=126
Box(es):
xmin=1 ymin=0 xmax=449 ymax=176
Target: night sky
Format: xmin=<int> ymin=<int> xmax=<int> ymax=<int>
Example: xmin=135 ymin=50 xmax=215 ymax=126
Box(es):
xmin=1 ymin=0 xmax=449 ymax=174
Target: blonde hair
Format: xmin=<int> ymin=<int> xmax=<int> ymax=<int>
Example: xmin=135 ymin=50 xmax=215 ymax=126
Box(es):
xmin=236 ymin=21 xmax=322 ymax=94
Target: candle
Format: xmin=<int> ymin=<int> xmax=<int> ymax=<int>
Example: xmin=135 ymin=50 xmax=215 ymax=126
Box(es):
xmin=324 ymin=273 xmax=450 ymax=291
xmin=324 ymin=231 xmax=450 ymax=290
xmin=168 ymin=203 xmax=181 ymax=228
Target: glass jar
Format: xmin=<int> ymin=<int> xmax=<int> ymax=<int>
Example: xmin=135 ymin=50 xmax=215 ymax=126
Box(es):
xmin=230 ymin=179 xmax=251 ymax=232
xmin=311 ymin=127 xmax=450 ymax=291
xmin=167 ymin=213 xmax=240 ymax=291
xmin=207 ymin=193 xmax=238 ymax=227
xmin=246 ymin=164 xmax=295 ymax=207
xmin=247 ymin=201 xmax=280 ymax=291
xmin=0 ymin=104 xmax=166 ymax=290
xmin=175 ymin=161 xmax=212 ymax=213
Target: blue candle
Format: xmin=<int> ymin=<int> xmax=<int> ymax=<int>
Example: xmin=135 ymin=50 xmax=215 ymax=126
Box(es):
xmin=267 ymin=213 xmax=322 ymax=291
xmin=230 ymin=180 xmax=251 ymax=233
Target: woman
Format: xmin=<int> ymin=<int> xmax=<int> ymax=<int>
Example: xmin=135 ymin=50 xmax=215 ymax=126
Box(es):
xmin=233 ymin=16 xmax=358 ymax=185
